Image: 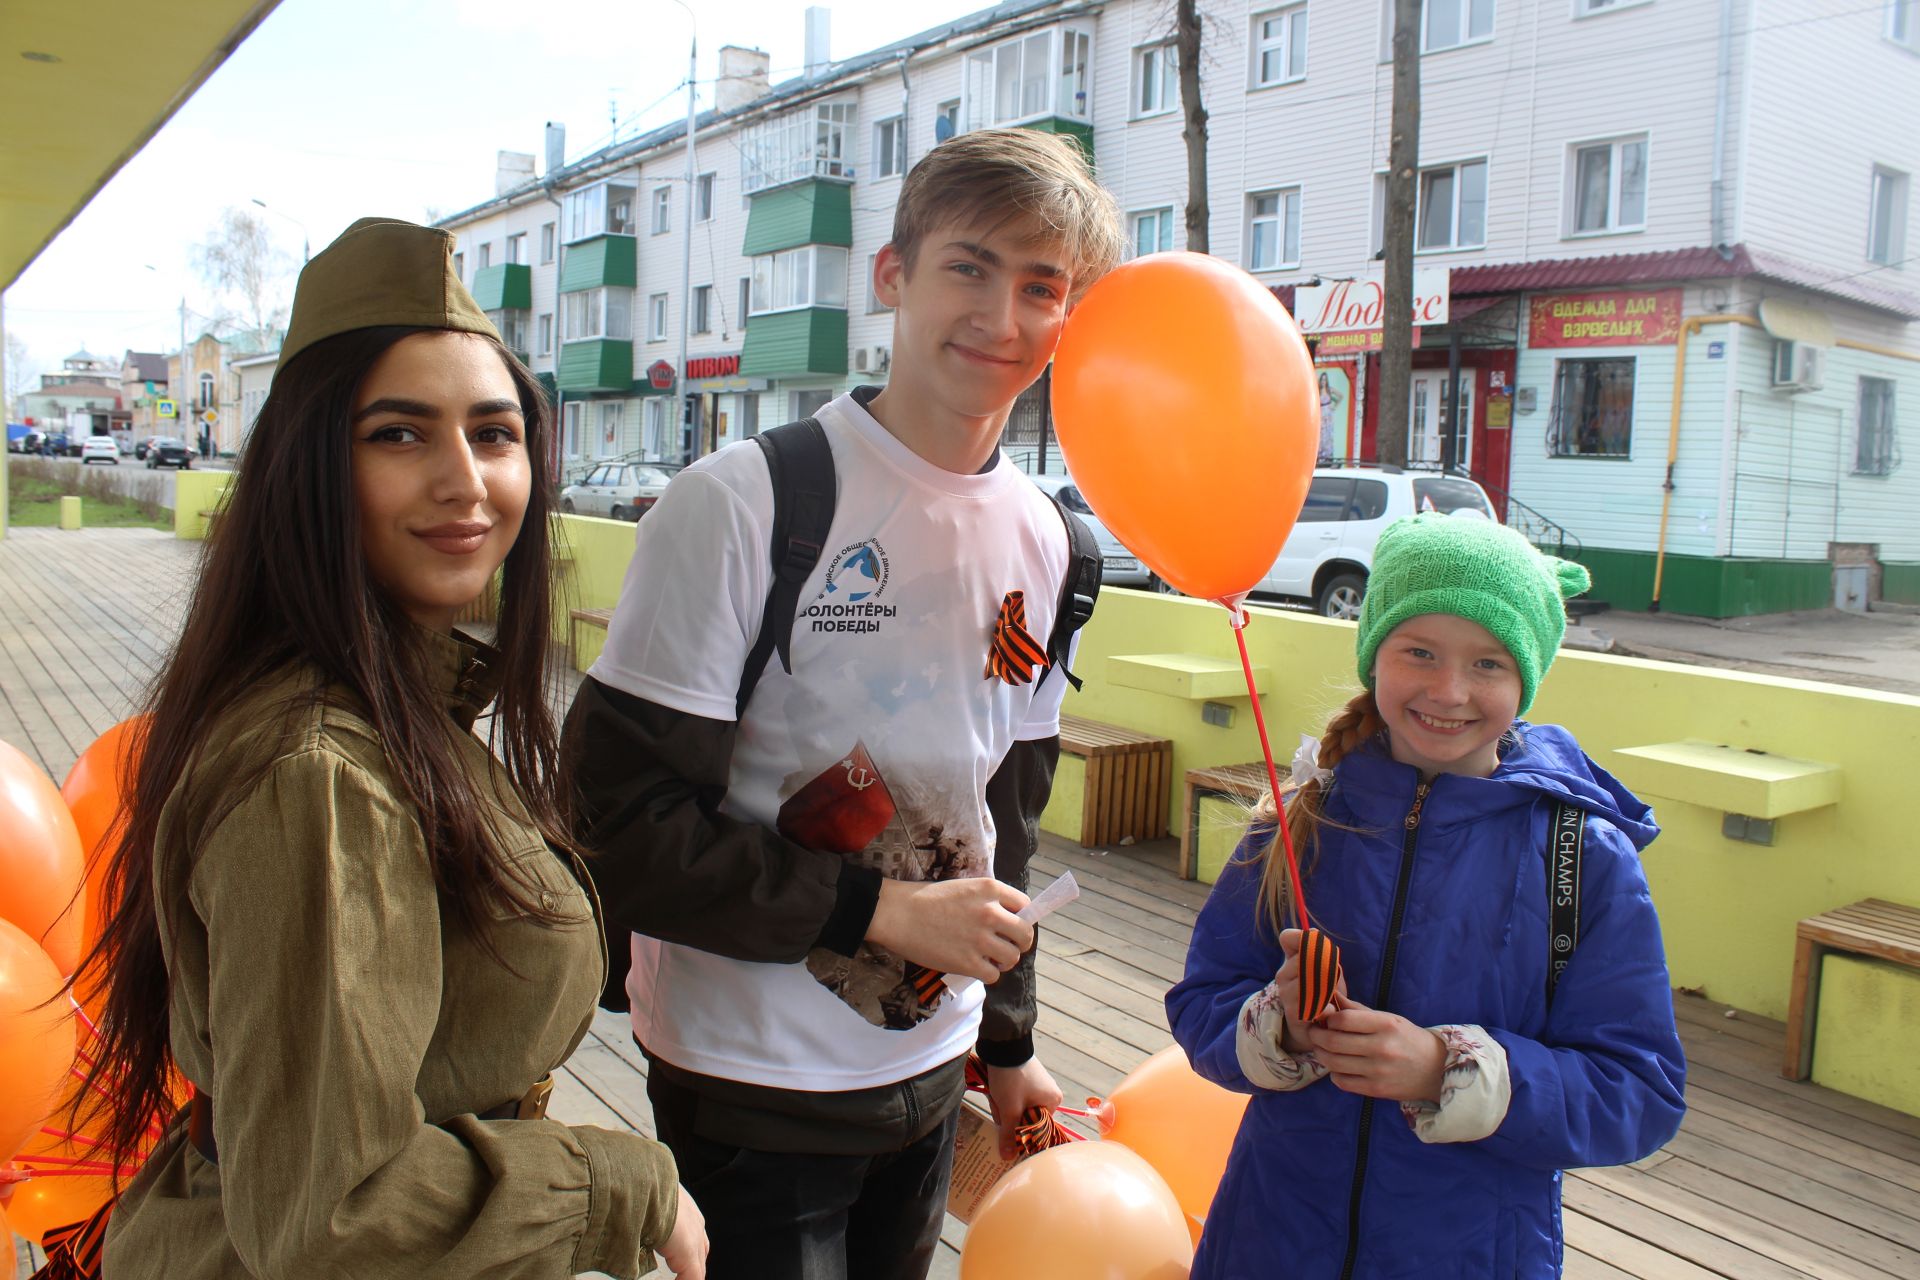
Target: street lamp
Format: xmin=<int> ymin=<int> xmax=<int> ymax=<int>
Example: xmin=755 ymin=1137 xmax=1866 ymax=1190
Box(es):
xmin=249 ymin=197 xmax=310 ymax=264
xmin=664 ymin=0 xmax=698 ymax=458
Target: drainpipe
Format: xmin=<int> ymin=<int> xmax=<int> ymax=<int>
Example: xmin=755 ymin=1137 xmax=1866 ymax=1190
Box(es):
xmin=546 ymin=187 xmax=566 ymax=477
xmin=1710 ymin=0 xmax=1734 ymax=259
xmin=1651 ymin=314 xmax=1759 ymax=610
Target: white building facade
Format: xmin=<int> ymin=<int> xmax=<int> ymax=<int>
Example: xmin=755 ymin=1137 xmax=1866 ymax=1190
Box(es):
xmin=438 ymin=0 xmax=1919 ymax=615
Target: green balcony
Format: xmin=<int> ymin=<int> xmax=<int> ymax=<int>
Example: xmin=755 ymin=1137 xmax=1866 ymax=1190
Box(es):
xmin=743 ymin=180 xmax=853 ymax=256
xmin=557 ymin=339 xmax=633 ymax=393
xmin=740 ymin=308 xmax=848 ymax=379
xmin=558 ymin=236 xmax=637 ymax=293
xmin=471 ymin=263 xmax=531 ymax=311
xmin=1023 ymin=119 xmax=1094 ymax=165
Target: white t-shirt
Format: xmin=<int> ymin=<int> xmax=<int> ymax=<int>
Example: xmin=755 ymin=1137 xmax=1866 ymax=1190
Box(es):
xmin=590 ymin=390 xmax=1073 ymax=1091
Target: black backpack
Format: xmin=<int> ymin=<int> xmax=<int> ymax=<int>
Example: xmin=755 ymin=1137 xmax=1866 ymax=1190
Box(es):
xmin=735 ymin=417 xmax=1102 ymax=718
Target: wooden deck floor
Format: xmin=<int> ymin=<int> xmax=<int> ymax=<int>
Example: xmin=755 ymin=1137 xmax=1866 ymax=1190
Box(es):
xmin=7 ymin=526 xmax=1920 ymax=1279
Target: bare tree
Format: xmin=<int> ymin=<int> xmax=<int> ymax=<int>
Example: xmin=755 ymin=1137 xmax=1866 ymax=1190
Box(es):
xmin=4 ymin=330 xmax=33 ymax=422
xmin=1376 ymin=0 xmax=1422 ymax=468
xmin=194 ymin=207 xmax=291 ymax=349
xmin=1175 ymin=0 xmax=1209 ymax=254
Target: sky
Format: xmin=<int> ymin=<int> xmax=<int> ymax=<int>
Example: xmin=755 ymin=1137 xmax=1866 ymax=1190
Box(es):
xmin=4 ymin=0 xmax=989 ymax=384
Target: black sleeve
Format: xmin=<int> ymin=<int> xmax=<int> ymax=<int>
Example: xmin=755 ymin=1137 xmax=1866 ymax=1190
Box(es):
xmin=561 ymin=676 xmax=883 ymax=1011
xmin=976 ymin=734 xmax=1061 ymax=1067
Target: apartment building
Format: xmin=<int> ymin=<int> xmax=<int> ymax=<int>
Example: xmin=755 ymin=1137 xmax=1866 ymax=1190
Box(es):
xmin=437 ymin=0 xmax=1920 ymax=615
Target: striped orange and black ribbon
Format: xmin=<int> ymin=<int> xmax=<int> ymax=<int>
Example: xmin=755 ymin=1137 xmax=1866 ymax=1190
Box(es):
xmin=903 ymin=961 xmax=948 ymax=1011
xmin=1297 ymin=926 xmax=1341 ymax=1024
xmin=985 ymin=590 xmax=1048 ymax=685
xmin=30 ymin=1202 xmax=112 ymax=1280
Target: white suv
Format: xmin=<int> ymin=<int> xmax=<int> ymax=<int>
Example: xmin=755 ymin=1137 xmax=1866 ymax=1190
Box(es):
xmin=1253 ymin=467 xmax=1498 ymax=618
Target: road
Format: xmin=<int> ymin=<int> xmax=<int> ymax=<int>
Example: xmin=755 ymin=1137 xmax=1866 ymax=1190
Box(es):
xmin=9 ymin=452 xmax=231 ymax=510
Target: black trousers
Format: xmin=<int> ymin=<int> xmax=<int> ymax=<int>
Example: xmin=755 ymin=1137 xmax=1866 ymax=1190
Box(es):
xmin=646 ymin=1064 xmax=960 ymax=1280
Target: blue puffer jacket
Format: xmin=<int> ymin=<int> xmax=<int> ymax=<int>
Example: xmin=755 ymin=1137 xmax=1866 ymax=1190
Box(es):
xmin=1167 ymin=724 xmax=1686 ymax=1279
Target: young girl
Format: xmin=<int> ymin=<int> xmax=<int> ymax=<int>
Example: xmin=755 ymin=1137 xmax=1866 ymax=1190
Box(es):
xmin=69 ymin=219 xmax=705 ymax=1279
xmin=1168 ymin=514 xmax=1685 ymax=1279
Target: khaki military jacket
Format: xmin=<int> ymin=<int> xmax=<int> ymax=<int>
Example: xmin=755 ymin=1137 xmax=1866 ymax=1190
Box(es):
xmin=104 ymin=632 xmax=677 ymax=1278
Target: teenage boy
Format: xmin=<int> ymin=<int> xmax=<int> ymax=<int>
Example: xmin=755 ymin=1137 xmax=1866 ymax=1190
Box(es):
xmin=562 ymin=129 xmax=1125 ymax=1280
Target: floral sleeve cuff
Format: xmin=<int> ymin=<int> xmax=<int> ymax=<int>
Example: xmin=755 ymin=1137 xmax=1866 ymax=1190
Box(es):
xmin=1399 ymin=1024 xmax=1511 ymax=1144
xmin=1235 ymin=981 xmax=1328 ymax=1092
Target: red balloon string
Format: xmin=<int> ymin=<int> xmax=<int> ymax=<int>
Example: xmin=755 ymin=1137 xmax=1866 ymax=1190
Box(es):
xmin=1230 ymin=613 xmax=1313 ymax=934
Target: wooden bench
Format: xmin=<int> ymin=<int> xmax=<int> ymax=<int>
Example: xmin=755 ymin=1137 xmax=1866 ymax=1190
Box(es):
xmin=1056 ymin=714 xmax=1172 ymax=849
xmin=1178 ymin=761 xmax=1274 ymax=880
xmin=569 ymin=607 xmax=614 ymax=663
xmin=1784 ymin=899 xmax=1920 ymax=1080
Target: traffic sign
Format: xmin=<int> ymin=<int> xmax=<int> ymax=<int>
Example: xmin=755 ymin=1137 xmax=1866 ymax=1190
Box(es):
xmin=201 ymin=409 xmax=218 ymax=426
xmin=157 ymin=399 xmax=177 ymax=418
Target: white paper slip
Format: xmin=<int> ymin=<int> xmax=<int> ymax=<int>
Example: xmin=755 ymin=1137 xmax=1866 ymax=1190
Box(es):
xmin=946 ymin=871 xmax=1079 ymax=994
xmin=946 ymin=1102 xmax=1019 ymax=1225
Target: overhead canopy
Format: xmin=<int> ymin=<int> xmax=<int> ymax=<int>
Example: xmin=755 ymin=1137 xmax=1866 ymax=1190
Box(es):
xmin=1 ymin=0 xmax=281 ymax=290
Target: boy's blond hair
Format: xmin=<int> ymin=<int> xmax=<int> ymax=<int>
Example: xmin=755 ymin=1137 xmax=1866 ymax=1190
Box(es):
xmin=888 ymin=128 xmax=1126 ymax=299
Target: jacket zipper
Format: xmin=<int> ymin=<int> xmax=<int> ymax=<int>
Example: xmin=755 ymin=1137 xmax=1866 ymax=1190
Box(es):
xmin=901 ymin=1076 xmax=922 ymax=1136
xmin=1338 ymin=780 xmax=1428 ymax=1280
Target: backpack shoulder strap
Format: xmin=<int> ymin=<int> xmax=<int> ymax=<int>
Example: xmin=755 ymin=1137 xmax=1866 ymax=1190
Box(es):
xmin=1044 ymin=496 xmax=1103 ymax=692
xmin=1545 ymin=802 xmax=1585 ymax=1003
xmin=738 ymin=418 xmax=835 ymax=718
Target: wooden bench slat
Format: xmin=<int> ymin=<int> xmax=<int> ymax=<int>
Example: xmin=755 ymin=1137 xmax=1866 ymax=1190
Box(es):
xmin=1054 ymin=716 xmax=1171 ymax=848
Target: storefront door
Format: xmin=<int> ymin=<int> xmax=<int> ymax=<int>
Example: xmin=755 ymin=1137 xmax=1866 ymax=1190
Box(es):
xmin=1410 ymin=371 xmax=1472 ymax=471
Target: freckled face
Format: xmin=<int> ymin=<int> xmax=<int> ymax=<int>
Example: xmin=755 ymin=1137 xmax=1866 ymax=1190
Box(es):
xmin=1372 ymin=614 xmax=1522 ymax=779
xmin=350 ymin=332 xmax=530 ymax=630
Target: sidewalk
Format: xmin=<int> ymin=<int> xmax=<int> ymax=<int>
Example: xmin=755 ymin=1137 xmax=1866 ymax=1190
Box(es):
xmin=1566 ymin=605 xmax=1920 ymax=698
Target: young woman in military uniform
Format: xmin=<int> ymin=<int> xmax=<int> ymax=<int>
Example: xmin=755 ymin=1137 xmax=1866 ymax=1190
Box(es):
xmin=64 ymin=218 xmax=705 ymax=1279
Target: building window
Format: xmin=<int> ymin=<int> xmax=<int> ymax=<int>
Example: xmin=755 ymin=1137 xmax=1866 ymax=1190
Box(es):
xmin=696 ymin=172 xmax=715 ymax=221
xmin=1134 ymin=43 xmax=1177 ymax=118
xmin=562 ymin=287 xmax=633 ymax=341
xmin=564 ymin=182 xmax=636 ymax=241
xmin=874 ymin=116 xmax=907 ymax=178
xmin=1131 ymin=207 xmax=1175 ymax=258
xmin=1417 ymin=159 xmax=1488 ymax=250
xmin=537 ymin=312 xmax=553 ymax=356
xmin=1869 ymin=165 xmax=1909 ymax=266
xmin=937 ymin=99 xmax=960 ymax=141
xmin=1549 ymin=357 xmax=1635 ymax=458
xmin=749 ymin=245 xmax=850 ymax=314
xmin=1568 ymin=135 xmax=1648 ymax=235
xmin=692 ymin=285 xmax=713 ymax=334
xmin=644 ymin=398 xmax=671 ymax=459
xmin=1251 ymin=5 xmax=1307 ymax=87
xmin=648 ymin=293 xmax=669 ymax=342
xmin=487 ymin=309 xmax=529 ymax=354
xmin=1423 ymin=0 xmax=1494 ymax=52
xmin=741 ymin=101 xmax=856 ymax=194
xmin=540 ymin=222 xmax=556 ymax=262
xmin=1858 ymin=377 xmax=1898 ymax=475
xmin=963 ymin=26 xmax=1092 ymax=132
xmin=506 ymin=232 xmax=528 ymax=265
xmin=477 ymin=242 xmax=493 ymax=269
xmin=198 ymin=372 xmax=214 ymax=408
xmin=597 ymin=402 xmax=623 ymax=458
xmin=562 ymin=401 xmax=582 ymax=459
xmin=652 ymin=186 xmax=672 ymax=235
xmin=1889 ymin=0 xmax=1916 ymax=50
xmin=866 ymin=253 xmax=892 ymax=313
xmin=1246 ymin=189 xmax=1301 ymax=271
xmin=739 ymin=276 xmax=752 ymax=330
xmin=452 ymin=252 xmax=464 ymax=281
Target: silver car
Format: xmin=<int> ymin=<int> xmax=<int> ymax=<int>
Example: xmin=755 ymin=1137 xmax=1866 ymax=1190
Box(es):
xmin=1027 ymin=474 xmax=1153 ymax=588
xmin=559 ymin=461 xmax=682 ymax=522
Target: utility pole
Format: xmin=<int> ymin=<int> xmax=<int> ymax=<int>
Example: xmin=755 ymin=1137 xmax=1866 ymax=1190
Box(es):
xmin=673 ymin=8 xmax=698 ymax=459
xmin=1175 ymin=0 xmax=1208 ymax=254
xmin=1377 ymin=0 xmax=1421 ymax=468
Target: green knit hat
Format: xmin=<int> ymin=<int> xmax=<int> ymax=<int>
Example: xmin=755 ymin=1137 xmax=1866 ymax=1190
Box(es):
xmin=1355 ymin=514 xmax=1591 ymax=715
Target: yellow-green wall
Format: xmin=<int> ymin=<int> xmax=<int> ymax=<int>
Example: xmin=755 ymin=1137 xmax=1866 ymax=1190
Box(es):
xmin=172 ymin=470 xmax=233 ymax=540
xmin=551 ymin=513 xmax=638 ymax=669
xmin=1814 ymin=954 xmax=1920 ymax=1116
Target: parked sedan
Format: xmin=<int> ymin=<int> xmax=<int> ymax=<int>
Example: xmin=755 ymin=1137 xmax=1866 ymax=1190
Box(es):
xmin=559 ymin=461 xmax=682 ymax=521
xmin=1027 ymin=474 xmax=1153 ymax=588
xmin=80 ymin=436 xmax=120 ymax=465
xmin=145 ymin=437 xmax=193 ymax=469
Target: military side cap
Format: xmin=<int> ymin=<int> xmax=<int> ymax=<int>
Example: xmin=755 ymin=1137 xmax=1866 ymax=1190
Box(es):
xmin=278 ymin=217 xmax=498 ymax=371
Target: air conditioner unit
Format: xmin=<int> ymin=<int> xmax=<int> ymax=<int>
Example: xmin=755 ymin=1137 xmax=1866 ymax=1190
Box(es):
xmin=872 ymin=344 xmax=891 ymax=372
xmin=1771 ymin=340 xmax=1826 ymax=392
xmin=852 ymin=346 xmax=871 ymax=372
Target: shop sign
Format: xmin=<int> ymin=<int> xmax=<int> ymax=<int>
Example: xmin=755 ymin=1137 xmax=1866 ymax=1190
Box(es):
xmin=1312 ymin=328 xmax=1423 ymax=355
xmin=646 ymin=359 xmax=675 ymax=390
xmin=1528 ymin=289 xmax=1683 ymax=348
xmin=686 ymin=354 xmax=741 ymax=380
xmin=1294 ymin=268 xmax=1451 ymax=333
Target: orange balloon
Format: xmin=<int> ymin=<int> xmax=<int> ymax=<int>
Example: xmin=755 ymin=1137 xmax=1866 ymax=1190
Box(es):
xmin=2 ymin=1169 xmax=112 ymax=1246
xmin=1052 ymin=252 xmax=1318 ymax=603
xmin=1091 ymin=1048 xmax=1249 ymax=1237
xmin=0 ymin=741 xmax=87 ymax=975
xmin=61 ymin=717 xmax=145 ymax=1019
xmin=960 ymin=1141 xmax=1191 ymax=1280
xmin=0 ymin=920 xmax=77 ymax=1163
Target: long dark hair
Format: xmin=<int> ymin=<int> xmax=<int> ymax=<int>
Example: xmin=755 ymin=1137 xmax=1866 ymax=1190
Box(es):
xmin=70 ymin=326 xmax=572 ymax=1178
